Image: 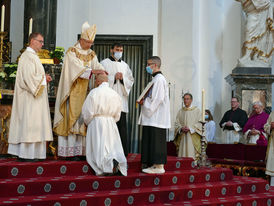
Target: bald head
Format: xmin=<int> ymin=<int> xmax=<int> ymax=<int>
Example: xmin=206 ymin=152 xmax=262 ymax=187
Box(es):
xmin=95 ymin=73 xmax=108 ymax=86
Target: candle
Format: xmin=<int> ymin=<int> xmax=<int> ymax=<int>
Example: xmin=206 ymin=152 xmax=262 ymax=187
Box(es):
xmin=202 ymin=89 xmax=205 ymax=122
xmin=28 ymin=18 xmax=33 ymax=36
xmin=1 ymin=5 xmax=5 ymax=32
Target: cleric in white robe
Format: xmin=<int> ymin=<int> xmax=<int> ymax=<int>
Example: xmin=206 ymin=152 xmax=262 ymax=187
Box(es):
xmin=100 ymin=43 xmax=134 ymax=156
xmin=8 ymin=33 xmax=53 ymax=160
xmin=82 ymin=73 xmax=127 ymax=176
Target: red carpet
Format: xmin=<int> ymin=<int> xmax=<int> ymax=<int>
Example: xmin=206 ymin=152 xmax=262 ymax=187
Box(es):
xmin=0 ymin=154 xmax=273 ymax=205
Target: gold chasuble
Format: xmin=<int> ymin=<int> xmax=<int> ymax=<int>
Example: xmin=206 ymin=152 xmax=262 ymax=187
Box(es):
xmin=53 ymin=43 xmax=104 ymax=137
xmin=174 ymin=106 xmax=202 ymax=160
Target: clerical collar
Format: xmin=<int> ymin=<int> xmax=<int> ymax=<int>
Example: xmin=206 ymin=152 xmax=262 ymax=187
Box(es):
xmin=26 ymin=47 xmax=36 ymax=54
xmin=109 ymin=56 xmax=121 ymax=62
xmin=152 ymin=71 xmax=162 ymax=77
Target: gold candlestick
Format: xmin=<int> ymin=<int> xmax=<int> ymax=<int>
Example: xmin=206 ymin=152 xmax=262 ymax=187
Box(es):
xmin=197 ymin=121 xmax=211 ymax=168
xmin=0 ymin=31 xmax=7 ymax=72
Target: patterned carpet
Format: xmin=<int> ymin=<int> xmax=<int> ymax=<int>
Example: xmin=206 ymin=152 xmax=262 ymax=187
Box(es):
xmin=0 ymin=154 xmax=273 ymax=205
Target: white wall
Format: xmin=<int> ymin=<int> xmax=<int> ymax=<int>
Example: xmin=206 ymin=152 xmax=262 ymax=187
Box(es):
xmin=158 ymin=0 xmax=241 ymax=141
xmin=56 ymin=0 xmax=159 ymax=53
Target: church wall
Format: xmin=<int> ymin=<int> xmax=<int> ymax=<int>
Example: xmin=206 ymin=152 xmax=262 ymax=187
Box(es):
xmin=56 ymin=0 xmax=160 ymax=54
xmin=9 ymin=0 xmax=245 ymax=142
xmin=159 ymin=0 xmax=242 ymax=141
xmin=158 ymin=0 xmax=194 ymax=139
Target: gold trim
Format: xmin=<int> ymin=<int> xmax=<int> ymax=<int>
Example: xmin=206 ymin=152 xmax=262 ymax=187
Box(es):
xmin=242 ymin=18 xmax=274 ymax=59
xmin=34 ymin=74 xmax=45 ymax=97
xmin=67 ymin=47 xmax=96 ymax=66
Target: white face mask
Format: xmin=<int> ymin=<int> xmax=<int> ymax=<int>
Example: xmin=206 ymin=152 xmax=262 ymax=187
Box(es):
xmin=114 ymin=52 xmax=122 ymax=60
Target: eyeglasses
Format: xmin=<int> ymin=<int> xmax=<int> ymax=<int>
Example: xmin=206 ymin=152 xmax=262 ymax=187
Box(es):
xmin=34 ymin=39 xmax=44 ymax=44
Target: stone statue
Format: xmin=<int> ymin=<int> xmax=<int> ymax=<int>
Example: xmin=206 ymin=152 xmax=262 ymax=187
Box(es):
xmin=236 ymin=0 xmax=273 ymax=67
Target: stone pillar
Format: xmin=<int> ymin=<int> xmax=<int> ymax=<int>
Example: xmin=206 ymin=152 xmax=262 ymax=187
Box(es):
xmin=24 ymin=0 xmax=57 ymax=51
xmin=225 ymin=67 xmax=274 ymax=115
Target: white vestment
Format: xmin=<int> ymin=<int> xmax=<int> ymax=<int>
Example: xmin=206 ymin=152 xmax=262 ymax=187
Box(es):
xmin=174 ymin=106 xmax=202 ymax=160
xmin=100 ymin=58 xmax=134 ymax=113
xmin=82 ymin=82 xmax=127 ymax=176
xmin=8 ymin=47 xmax=53 ymax=159
xmin=221 ymin=122 xmax=242 ymax=144
xmin=205 ymin=120 xmax=216 ymax=143
xmin=264 ymin=112 xmax=274 ymax=185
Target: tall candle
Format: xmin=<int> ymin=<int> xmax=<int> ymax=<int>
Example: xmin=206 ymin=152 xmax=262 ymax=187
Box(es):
xmin=1 ymin=5 xmax=5 ymax=32
xmin=202 ymin=89 xmax=205 ymax=122
xmin=28 ymin=18 xmax=33 ymax=36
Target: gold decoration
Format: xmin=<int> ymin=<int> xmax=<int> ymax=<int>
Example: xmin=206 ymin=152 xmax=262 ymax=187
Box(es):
xmin=242 ymin=17 xmax=274 ymax=59
xmin=68 ymin=47 xmax=95 ymax=65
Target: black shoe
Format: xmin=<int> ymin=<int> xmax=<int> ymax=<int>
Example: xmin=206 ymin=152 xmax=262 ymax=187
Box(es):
xmin=70 ymin=157 xmax=81 ymax=161
xmin=17 ymin=158 xmax=37 ymax=162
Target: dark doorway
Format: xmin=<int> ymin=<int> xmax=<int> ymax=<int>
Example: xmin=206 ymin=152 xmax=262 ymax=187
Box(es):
xmin=93 ymin=35 xmax=153 ymax=153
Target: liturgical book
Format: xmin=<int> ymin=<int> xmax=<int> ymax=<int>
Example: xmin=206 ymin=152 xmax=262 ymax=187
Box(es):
xmin=136 ymin=81 xmax=154 ymax=104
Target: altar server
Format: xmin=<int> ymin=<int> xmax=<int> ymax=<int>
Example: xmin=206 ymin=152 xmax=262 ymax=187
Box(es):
xmin=100 ymin=43 xmax=134 ymax=156
xmin=138 ymin=56 xmax=171 ymax=174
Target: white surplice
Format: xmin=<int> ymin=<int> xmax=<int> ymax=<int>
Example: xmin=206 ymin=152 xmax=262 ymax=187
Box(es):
xmin=100 ymin=58 xmax=134 ymax=113
xmin=82 ymin=82 xmax=127 ymax=176
xmin=138 ymin=73 xmax=171 ymax=129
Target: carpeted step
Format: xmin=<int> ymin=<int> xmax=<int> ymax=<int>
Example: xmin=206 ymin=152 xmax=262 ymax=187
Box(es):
xmin=153 ymin=194 xmax=274 ymax=205
xmin=0 ymin=168 xmax=232 ymax=197
xmin=0 ymin=154 xmax=195 ymax=179
xmin=0 ymin=154 xmax=272 ymax=205
xmin=168 ymin=191 xmax=274 ymax=206
xmin=0 ymin=180 xmax=272 ymax=206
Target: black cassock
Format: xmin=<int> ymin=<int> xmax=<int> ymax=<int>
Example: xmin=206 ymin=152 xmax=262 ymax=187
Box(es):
xmin=219 ymin=108 xmax=248 ymax=130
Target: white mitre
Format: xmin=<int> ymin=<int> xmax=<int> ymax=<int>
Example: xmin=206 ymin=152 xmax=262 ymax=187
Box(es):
xmin=81 ymin=21 xmax=96 ymax=41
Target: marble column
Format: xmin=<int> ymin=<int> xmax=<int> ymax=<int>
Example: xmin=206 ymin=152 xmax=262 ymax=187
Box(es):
xmin=24 ymin=0 xmax=57 ymax=51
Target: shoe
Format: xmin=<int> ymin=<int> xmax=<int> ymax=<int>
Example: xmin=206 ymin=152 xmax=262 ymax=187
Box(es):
xmin=142 ymin=166 xmax=165 ymax=174
xmin=17 ymin=158 xmax=37 ymax=162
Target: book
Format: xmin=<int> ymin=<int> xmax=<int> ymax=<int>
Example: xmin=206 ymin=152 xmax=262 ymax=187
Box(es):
xmin=136 ymin=81 xmax=154 ymax=104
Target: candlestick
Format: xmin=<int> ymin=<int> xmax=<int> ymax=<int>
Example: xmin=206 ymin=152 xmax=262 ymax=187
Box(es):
xmin=28 ymin=18 xmax=33 ymax=36
xmin=1 ymin=5 xmax=5 ymax=32
xmin=197 ymin=121 xmax=211 ymax=168
xmin=0 ymin=31 xmax=7 ymax=72
xmin=201 ymin=89 xmax=205 ymax=121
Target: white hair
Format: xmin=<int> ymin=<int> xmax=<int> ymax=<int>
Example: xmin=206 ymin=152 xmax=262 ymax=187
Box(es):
xmin=253 ymin=101 xmax=263 ymax=107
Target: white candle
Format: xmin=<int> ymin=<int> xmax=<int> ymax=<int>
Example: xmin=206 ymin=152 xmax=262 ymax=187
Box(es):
xmin=28 ymin=18 xmax=33 ymax=36
xmin=202 ymin=89 xmax=205 ymax=122
xmin=1 ymin=5 xmax=5 ymax=32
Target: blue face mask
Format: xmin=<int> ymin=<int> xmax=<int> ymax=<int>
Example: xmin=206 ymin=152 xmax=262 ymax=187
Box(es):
xmin=205 ymin=114 xmax=209 ymax=119
xmin=146 ymin=66 xmax=153 ymax=74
